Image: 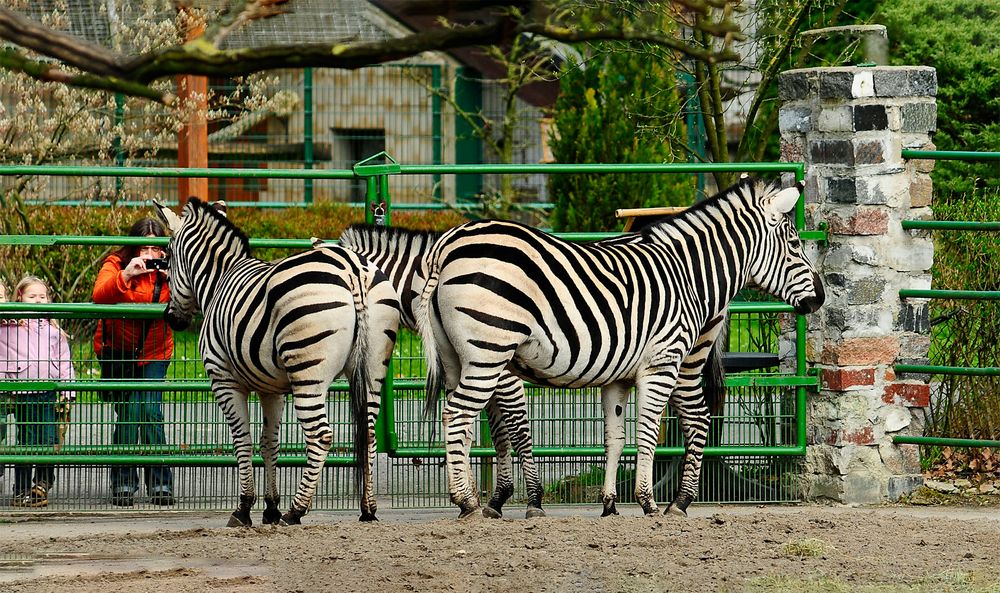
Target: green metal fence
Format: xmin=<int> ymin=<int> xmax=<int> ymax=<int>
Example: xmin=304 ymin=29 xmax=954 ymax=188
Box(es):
xmin=0 ymin=161 xmax=822 ymax=514
xmin=895 ymin=149 xmax=1000 ymax=450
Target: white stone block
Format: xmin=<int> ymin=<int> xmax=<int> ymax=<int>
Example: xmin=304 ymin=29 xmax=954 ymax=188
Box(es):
xmin=884 ymin=408 xmax=911 ymax=432
xmin=852 ymin=71 xmax=875 ymax=98
xmin=818 ymin=106 xmax=853 ymax=132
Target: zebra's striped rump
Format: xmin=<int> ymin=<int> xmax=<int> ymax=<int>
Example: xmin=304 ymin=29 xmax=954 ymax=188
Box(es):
xmin=155 ymin=198 xmax=400 ymax=526
xmin=332 ymin=223 xmax=547 ymax=518
xmin=416 ymin=176 xmax=823 ymax=517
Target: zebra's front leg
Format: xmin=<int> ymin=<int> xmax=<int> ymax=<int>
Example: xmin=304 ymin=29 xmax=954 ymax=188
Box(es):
xmin=259 ymin=393 xmax=285 ymax=525
xmin=215 ymin=383 xmax=256 ymax=528
xmin=282 ymin=392 xmax=334 ymax=525
xmin=634 ymin=374 xmax=678 ymax=516
xmin=483 ymin=397 xmax=514 ymax=519
xmin=600 ymin=382 xmax=630 ymax=517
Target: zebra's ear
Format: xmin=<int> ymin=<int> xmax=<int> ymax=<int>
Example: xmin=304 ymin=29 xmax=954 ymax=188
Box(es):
xmin=152 ymin=199 xmax=182 ymax=234
xmin=310 ymin=236 xmax=327 ymax=248
xmin=765 ymin=184 xmax=801 ymax=216
xmin=211 ymin=200 xmax=228 ymax=217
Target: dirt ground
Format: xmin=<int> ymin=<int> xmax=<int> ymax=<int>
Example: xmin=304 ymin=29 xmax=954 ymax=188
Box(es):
xmin=1 ymin=501 xmax=999 ymax=593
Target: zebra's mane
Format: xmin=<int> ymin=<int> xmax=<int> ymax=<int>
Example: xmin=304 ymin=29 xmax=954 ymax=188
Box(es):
xmin=187 ymin=197 xmax=251 ymax=254
xmin=638 ymin=175 xmax=778 ymax=239
xmin=341 ymin=223 xmax=441 ymax=249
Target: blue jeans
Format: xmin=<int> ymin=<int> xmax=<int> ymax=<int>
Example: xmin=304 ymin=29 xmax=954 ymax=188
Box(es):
xmin=11 ymin=391 xmax=57 ymax=494
xmin=110 ymin=361 xmax=173 ymax=495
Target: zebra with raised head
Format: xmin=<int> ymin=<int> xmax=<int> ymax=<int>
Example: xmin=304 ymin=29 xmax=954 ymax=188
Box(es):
xmin=326 ymin=224 xmax=546 ymax=518
xmin=153 ymin=199 xmax=400 ymax=526
xmin=416 ymin=177 xmax=825 ymax=518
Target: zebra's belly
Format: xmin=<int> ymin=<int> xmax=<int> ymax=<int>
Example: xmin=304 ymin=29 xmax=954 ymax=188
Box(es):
xmin=511 ymin=340 xmax=636 ymax=388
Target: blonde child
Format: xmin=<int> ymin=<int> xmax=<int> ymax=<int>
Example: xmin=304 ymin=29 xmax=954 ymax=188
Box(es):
xmin=0 ymin=275 xmax=76 ymax=507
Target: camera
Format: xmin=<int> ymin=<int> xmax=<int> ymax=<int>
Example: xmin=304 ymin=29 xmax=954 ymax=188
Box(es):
xmin=145 ymin=258 xmax=169 ymax=271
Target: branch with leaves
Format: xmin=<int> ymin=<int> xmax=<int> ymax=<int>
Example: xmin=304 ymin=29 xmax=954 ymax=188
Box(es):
xmin=0 ymin=1 xmax=742 ymax=104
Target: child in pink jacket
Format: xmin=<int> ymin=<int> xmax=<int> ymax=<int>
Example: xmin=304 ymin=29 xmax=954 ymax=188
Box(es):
xmin=0 ymin=275 xmax=76 ymax=507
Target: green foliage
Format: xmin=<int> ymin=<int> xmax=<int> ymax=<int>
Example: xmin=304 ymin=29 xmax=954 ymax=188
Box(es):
xmin=926 ymin=187 xmax=1000 ymax=440
xmin=880 ymin=0 xmax=1000 ymax=196
xmin=547 ymin=50 xmax=696 ymax=232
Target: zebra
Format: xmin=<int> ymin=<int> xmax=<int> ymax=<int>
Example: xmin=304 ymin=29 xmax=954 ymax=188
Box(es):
xmin=325 ymin=225 xmax=546 ymax=518
xmin=153 ymin=198 xmax=400 ymax=526
xmin=415 ymin=177 xmax=825 ymax=518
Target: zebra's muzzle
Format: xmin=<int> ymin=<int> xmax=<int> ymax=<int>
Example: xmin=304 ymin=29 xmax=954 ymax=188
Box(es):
xmin=164 ymin=306 xmax=192 ymax=331
xmin=793 ymin=272 xmax=825 ymax=314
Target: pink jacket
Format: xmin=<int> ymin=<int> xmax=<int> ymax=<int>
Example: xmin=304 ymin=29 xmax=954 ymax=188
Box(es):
xmin=0 ymin=319 xmax=76 ymax=400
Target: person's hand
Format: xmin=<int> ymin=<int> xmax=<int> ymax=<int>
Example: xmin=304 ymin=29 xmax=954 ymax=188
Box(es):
xmin=122 ymin=256 xmax=156 ymax=283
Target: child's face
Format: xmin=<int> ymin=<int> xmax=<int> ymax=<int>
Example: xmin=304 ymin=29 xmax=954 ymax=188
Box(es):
xmin=19 ymin=282 xmax=49 ymax=304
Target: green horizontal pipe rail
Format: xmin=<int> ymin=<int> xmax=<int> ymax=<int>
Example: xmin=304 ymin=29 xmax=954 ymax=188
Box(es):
xmin=893 ymin=435 xmax=1000 ymax=448
xmin=392 ymin=444 xmax=805 ymax=458
xmin=901 ymin=149 xmax=1000 ymax=161
xmin=391 ymin=372 xmax=818 ymax=391
xmin=0 ymin=380 xmax=351 ymax=392
xmin=0 ymin=443 xmax=332 ymax=456
xmin=0 ymin=162 xmax=804 ymax=181
xmin=0 ymin=235 xmax=325 ymax=249
xmin=397 ymin=162 xmax=804 ymax=175
xmin=899 ymin=289 xmax=1000 ymax=300
xmin=0 ymin=454 xmax=354 ymax=467
xmin=895 ymin=364 xmax=1000 ymax=376
xmin=0 ymin=165 xmax=356 ymax=180
xmin=0 ymin=300 xmax=798 ymax=318
xmin=901 ymin=220 xmax=1000 ymax=231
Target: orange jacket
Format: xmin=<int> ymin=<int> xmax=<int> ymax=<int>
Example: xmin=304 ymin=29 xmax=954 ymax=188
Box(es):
xmin=92 ymin=254 xmax=174 ymax=362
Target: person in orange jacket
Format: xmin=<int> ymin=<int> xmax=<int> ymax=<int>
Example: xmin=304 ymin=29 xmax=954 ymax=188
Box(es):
xmin=93 ymin=217 xmax=175 ymax=507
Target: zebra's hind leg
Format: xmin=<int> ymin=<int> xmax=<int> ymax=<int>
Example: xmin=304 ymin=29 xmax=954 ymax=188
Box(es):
xmin=483 ymin=397 xmax=513 ymax=519
xmin=665 ymin=398 xmax=710 ymax=517
xmin=281 ymin=392 xmax=335 ymax=525
xmin=259 ymin=393 xmax=285 ymax=525
xmin=600 ymin=382 xmax=630 ymax=517
xmin=494 ymin=375 xmax=545 ymax=519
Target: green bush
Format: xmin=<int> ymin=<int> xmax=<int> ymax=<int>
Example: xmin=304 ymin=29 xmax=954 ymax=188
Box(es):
xmin=881 ymin=0 xmax=1000 ymax=196
xmin=547 ymin=50 xmax=696 ymax=232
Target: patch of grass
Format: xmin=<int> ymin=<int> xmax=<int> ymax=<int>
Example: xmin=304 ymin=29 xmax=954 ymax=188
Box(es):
xmin=782 ymin=538 xmax=829 ymax=558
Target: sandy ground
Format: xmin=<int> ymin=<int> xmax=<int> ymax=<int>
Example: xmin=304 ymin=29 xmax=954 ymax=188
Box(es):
xmin=1 ymin=503 xmax=999 ymax=593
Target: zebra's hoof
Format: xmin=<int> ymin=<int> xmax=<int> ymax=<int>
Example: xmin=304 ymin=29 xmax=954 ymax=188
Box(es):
xmin=279 ymin=511 xmax=303 ymax=526
xmin=227 ymin=512 xmax=252 ymax=528
xmin=664 ymin=505 xmax=688 ymax=517
xmin=525 ymin=507 xmax=546 ymax=519
xmin=359 ymin=512 xmax=378 ymax=522
xmin=482 ymin=506 xmax=503 ymax=519
xmin=262 ymin=510 xmax=282 ymax=525
xmin=458 ymin=508 xmax=483 ymax=520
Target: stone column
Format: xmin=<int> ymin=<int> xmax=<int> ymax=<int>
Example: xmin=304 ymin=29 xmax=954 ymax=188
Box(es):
xmin=778 ymin=66 xmax=937 ymax=504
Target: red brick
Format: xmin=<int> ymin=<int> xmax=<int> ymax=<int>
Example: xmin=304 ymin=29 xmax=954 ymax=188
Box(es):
xmin=821 ymin=336 xmax=900 ymax=365
xmin=836 ymin=426 xmax=875 ymax=446
xmin=883 ymin=382 xmax=930 ymax=407
xmin=822 ymin=368 xmax=876 ymax=391
xmin=827 ymin=208 xmax=889 ymax=235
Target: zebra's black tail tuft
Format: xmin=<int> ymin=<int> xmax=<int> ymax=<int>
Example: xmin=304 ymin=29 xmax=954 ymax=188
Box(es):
xmin=348 ymin=288 xmax=372 ymax=501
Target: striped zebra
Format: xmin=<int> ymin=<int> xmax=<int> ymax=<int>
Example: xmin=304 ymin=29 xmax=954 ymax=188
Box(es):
xmin=328 ymin=225 xmax=546 ymax=518
xmin=415 ymin=177 xmax=825 ymax=518
xmin=153 ymin=199 xmax=400 ymax=526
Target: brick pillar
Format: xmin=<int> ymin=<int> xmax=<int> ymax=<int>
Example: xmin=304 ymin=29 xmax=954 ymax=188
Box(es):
xmin=778 ymin=66 xmax=937 ymax=504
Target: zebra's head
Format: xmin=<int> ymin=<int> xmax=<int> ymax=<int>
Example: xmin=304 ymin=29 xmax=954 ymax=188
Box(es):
xmin=748 ymin=182 xmax=825 ymax=315
xmin=152 ymin=198 xmax=232 ymax=331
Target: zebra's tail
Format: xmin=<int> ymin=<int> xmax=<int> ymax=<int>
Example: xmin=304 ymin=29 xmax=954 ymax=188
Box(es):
xmin=415 ymin=253 xmax=445 ymax=420
xmin=704 ymin=321 xmax=728 ymax=446
xmin=348 ymin=275 xmax=373 ymax=499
